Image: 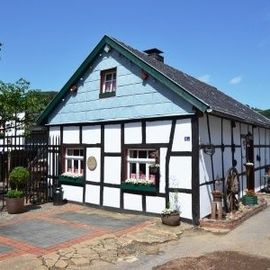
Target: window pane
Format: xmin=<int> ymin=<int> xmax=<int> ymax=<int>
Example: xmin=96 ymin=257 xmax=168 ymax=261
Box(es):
xmin=67 ymin=149 xmax=73 ymax=156
xmin=80 ymin=160 xmax=85 ymax=174
xmin=79 ymin=149 xmax=84 ymax=156
xmin=105 ymin=73 xmax=112 ymax=81
xmin=148 ymin=150 xmax=156 ymax=158
xmin=139 ymin=151 xmax=147 ymax=158
xmin=149 ymin=166 xmax=158 ymax=174
xmin=129 ymin=150 xmax=137 ymax=158
xmin=130 ymin=163 xmax=136 ymax=178
xmin=149 ymin=174 xmax=156 ymax=183
xmin=113 ymin=72 xmax=116 ymax=80
xmin=74 ymin=160 xmax=79 ymax=173
xmin=105 ymin=81 xmax=111 ymax=91
xmin=139 ymin=163 xmax=146 ymax=179
xmin=74 ymin=149 xmax=80 ymax=156
xmin=112 ymin=80 xmax=116 ymax=91
xmin=67 ymin=160 xmax=72 ymax=172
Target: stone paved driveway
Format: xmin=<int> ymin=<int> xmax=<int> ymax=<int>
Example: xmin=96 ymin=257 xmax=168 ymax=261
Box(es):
xmin=0 ymin=203 xmax=151 ymax=257
xmin=0 ymin=203 xmax=187 ymax=269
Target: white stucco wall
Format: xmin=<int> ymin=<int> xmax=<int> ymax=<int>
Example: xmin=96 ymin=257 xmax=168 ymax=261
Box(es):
xmin=82 ymin=125 xmax=101 ymax=144
xmin=123 ymin=193 xmax=143 ymax=211
xmin=62 ymin=185 xmax=83 ymax=202
xmin=63 ymin=126 xmax=80 ymax=144
xmin=146 ymin=120 xmax=171 ymax=143
xmin=124 ymin=122 xmax=142 ymax=144
xmin=145 ymin=196 xmax=166 ymax=214
xmin=169 ymin=156 xmax=192 ymax=189
xmin=103 ymin=187 xmax=120 ymax=208
xmin=172 ymin=119 xmax=192 ymax=151
xmin=86 ymin=148 xmax=101 ymax=182
xmin=104 ymin=124 xmax=121 ymax=153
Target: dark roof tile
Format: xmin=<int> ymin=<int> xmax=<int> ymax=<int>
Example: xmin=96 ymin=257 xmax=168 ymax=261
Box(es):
xmin=112 ymin=37 xmax=270 ymax=127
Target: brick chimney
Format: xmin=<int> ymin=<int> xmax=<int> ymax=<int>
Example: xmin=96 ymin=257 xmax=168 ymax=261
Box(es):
xmin=144 ymin=48 xmax=164 ymax=63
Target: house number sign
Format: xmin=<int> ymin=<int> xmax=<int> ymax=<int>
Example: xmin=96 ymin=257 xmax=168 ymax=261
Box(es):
xmin=87 ymin=156 xmax=97 ymax=171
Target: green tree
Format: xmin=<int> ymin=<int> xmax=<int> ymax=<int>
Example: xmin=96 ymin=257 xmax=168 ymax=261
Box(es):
xmin=0 ymin=78 xmax=27 ymax=123
xmin=0 ymin=79 xmax=56 ymax=134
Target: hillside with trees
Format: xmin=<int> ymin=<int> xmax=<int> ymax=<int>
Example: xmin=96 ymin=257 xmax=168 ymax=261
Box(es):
xmin=254 ymin=108 xmax=270 ymax=119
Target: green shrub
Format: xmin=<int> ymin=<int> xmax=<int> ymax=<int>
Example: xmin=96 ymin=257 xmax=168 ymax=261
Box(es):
xmin=9 ymin=166 xmax=29 ymax=191
xmin=7 ymin=190 xmax=24 ymax=198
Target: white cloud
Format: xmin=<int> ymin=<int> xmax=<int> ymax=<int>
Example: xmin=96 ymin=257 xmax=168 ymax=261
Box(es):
xmin=197 ymin=74 xmax=210 ymax=83
xmin=229 ymin=75 xmax=242 ymax=85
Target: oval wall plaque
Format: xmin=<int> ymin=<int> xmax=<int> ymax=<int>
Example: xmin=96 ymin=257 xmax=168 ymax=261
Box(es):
xmin=87 ymin=156 xmax=97 ymax=171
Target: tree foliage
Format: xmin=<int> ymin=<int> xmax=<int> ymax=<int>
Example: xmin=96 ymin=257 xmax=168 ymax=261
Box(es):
xmin=0 ymin=79 xmax=57 ymax=133
xmin=254 ymin=108 xmax=270 ymax=119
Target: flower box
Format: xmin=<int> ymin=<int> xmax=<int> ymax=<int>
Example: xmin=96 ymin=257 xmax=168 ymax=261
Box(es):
xmin=120 ymin=182 xmax=157 ymax=193
xmin=59 ymin=175 xmax=84 ymax=187
xmin=242 ymin=195 xmax=258 ymax=205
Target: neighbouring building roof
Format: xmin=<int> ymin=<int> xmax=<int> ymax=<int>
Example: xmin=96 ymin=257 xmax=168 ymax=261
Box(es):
xmin=38 ymin=35 xmax=270 ymax=128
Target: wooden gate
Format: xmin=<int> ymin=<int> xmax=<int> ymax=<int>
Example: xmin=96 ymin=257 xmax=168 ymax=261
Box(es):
xmin=0 ymin=132 xmax=60 ymax=210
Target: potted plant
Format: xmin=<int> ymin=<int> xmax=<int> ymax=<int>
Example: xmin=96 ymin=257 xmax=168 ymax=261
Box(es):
xmin=6 ymin=166 xmax=29 ymax=214
xmin=161 ymin=191 xmax=181 ymax=226
xmin=161 ymin=207 xmax=181 ymax=226
xmin=242 ymin=189 xmax=258 ymax=206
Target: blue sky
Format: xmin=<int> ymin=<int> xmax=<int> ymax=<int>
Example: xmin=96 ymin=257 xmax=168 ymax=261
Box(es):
xmin=1 ymin=0 xmax=270 ymax=108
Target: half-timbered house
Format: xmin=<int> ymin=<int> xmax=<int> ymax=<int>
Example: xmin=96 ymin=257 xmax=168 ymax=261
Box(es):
xmin=38 ymin=35 xmax=270 ymax=224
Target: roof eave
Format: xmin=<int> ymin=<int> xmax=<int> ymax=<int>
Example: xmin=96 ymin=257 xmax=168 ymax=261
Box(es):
xmin=210 ymin=109 xmax=270 ymax=128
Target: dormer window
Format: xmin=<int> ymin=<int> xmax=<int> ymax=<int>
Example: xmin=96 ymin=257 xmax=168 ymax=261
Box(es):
xmin=100 ymin=68 xmax=117 ymax=98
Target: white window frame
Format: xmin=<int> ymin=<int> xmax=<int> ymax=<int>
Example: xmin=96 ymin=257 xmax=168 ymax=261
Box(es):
xmin=64 ymin=148 xmax=84 ymax=176
xmin=126 ymin=149 xmax=157 ymax=182
xmin=101 ymin=69 xmax=116 ymax=93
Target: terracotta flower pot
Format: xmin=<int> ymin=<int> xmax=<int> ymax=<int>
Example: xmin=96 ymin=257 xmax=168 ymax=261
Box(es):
xmin=6 ymin=197 xmax=25 ymax=214
xmin=161 ymin=212 xmax=180 ymax=226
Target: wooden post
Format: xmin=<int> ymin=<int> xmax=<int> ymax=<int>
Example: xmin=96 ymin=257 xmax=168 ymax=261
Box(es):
xmin=211 ymin=190 xmax=223 ymax=220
